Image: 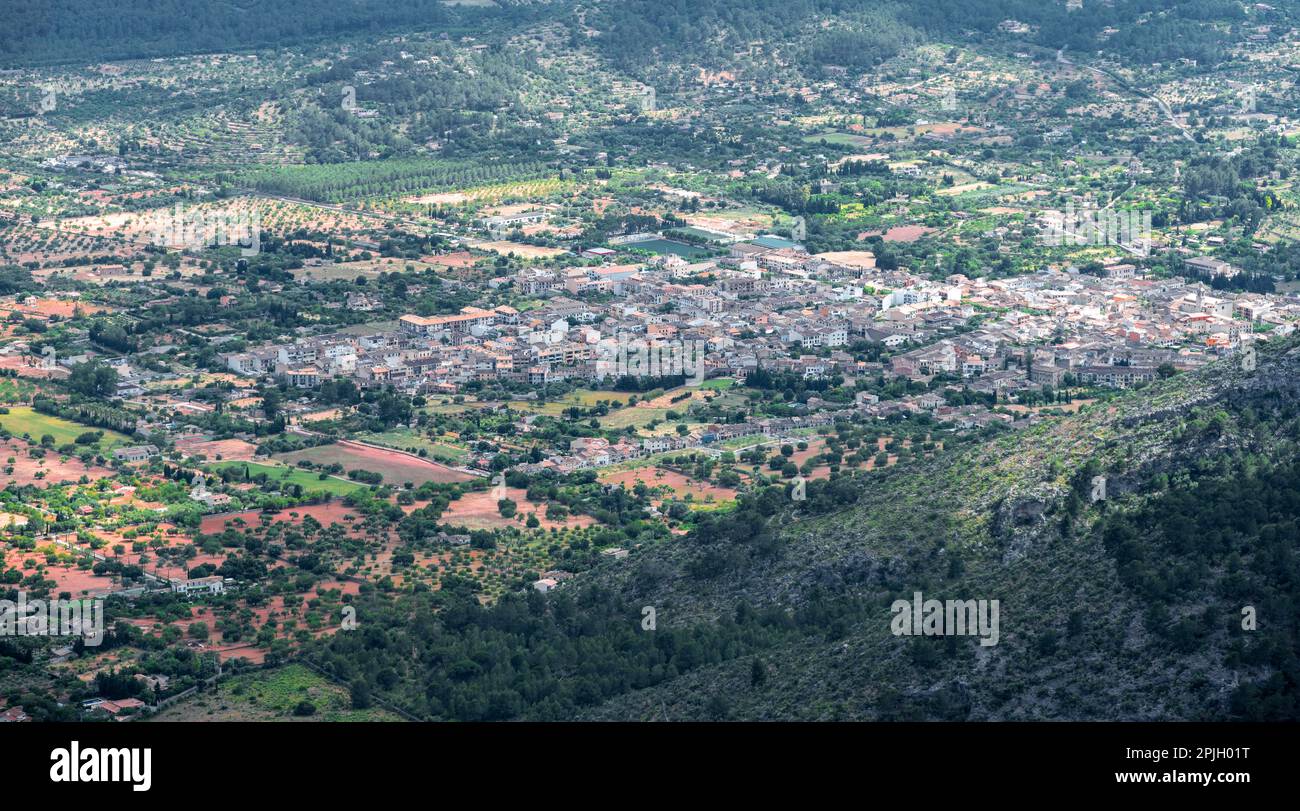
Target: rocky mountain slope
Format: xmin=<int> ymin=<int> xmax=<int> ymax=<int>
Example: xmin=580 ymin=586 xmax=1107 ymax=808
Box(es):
xmin=577 ymin=335 xmax=1300 ymax=720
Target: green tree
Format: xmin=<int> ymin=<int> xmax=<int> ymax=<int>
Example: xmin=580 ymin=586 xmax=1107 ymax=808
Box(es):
xmin=67 ymin=360 xmax=119 ymax=398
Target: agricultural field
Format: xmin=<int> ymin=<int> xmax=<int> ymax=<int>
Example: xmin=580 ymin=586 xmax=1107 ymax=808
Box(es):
xmin=0 ymin=436 xmax=115 ymax=487
xmin=198 ymin=502 xmax=366 ymax=536
xmin=359 ymin=428 xmax=470 ymax=465
xmin=208 ymin=460 xmax=368 ymax=497
xmin=620 ymin=238 xmax=714 ymax=259
xmin=150 ymin=664 xmax=401 ymax=722
xmin=243 ymin=159 xmax=554 ymax=204
xmin=175 ymin=437 xmax=260 ymax=462
xmin=498 ymin=385 xmax=725 ymax=430
xmin=291 ymin=258 xmax=445 ymax=283
xmin=475 ymin=240 xmax=568 ymax=259
xmin=1 ymin=545 xmax=117 ymax=598
xmin=440 ymin=486 xmax=595 ymax=532
xmin=598 ymin=465 xmax=737 ymax=510
xmin=802 ymin=131 xmax=876 ymax=148
xmin=274 ymin=441 xmax=475 ymax=486
xmin=397 ymin=177 xmax=573 ymax=207
xmin=0 ymin=407 xmax=130 ymax=451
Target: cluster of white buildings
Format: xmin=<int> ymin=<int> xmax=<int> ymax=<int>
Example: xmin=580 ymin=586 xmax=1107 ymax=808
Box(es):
xmin=216 ymin=236 xmax=1298 ymax=433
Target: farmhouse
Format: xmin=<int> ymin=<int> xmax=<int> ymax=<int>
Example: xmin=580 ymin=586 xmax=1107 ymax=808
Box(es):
xmin=485 ymin=210 xmax=545 ymax=235
xmin=171 ymin=576 xmax=226 ymax=596
xmin=113 ymin=445 xmax=159 ymax=463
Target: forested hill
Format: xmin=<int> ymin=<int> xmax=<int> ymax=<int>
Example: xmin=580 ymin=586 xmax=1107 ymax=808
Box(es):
xmin=310 ymin=335 xmax=1300 ymax=721
xmin=589 ymin=0 xmax=1276 ymax=74
xmin=572 ymin=333 xmax=1300 ymax=720
xmin=4 ymin=0 xmax=1290 ymax=69
xmin=0 ymin=0 xmax=500 ymax=67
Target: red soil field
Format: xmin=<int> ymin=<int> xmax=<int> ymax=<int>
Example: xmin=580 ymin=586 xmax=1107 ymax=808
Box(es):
xmin=857 ymin=225 xmax=938 ymax=243
xmin=125 ymin=579 xmax=363 ymax=664
xmin=0 ymin=439 xmax=113 ymax=488
xmin=89 ymin=523 xmax=225 ymax=581
xmin=1 ymin=548 xmax=117 ymax=598
xmin=176 ymin=437 xmax=260 ymax=461
xmin=439 ymin=487 xmax=594 ymax=531
xmin=0 ymin=298 xmax=111 ymax=321
xmin=600 ymin=467 xmax=737 ymax=504
xmin=199 ymin=502 xmax=365 ymax=536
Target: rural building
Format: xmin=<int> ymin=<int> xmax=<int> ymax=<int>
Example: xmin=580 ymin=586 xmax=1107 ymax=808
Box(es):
xmin=113 ymin=444 xmax=159 ymax=463
xmin=171 ymin=576 xmax=226 ymax=596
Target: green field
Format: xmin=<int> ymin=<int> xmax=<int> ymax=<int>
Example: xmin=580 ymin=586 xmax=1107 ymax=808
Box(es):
xmin=503 ymin=388 xmax=635 ymax=416
xmin=673 ymin=226 xmax=733 ymax=243
xmin=700 ymin=378 xmax=735 ymax=390
xmin=150 ymin=664 xmax=400 ymax=722
xmin=0 ymin=406 xmax=131 ymax=450
xmin=803 ymin=131 xmax=874 ymax=147
xmin=490 ymin=384 xmax=733 ymax=430
xmin=361 ymin=428 xmax=469 ymax=464
xmin=948 ymin=182 xmax=1033 ymax=205
xmin=621 ymin=238 xmax=713 ymax=258
xmin=600 ymin=406 xmax=673 ymax=429
xmin=209 ymin=461 xmax=367 ymax=496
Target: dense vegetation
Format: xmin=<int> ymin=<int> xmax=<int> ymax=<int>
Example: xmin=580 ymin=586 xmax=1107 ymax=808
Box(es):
xmin=589 ymin=0 xmax=1276 ymax=76
xmin=0 ymin=0 xmax=471 ymax=66
xmin=1100 ymin=462 xmax=1300 ymax=720
xmin=6 ymin=0 xmax=1281 ymax=71
xmin=242 ymin=159 xmax=556 ymax=203
xmin=306 ymin=337 xmax=1300 ymax=720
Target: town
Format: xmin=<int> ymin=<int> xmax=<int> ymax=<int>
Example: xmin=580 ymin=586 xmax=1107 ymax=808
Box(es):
xmin=0 ymin=0 xmax=1298 ymax=729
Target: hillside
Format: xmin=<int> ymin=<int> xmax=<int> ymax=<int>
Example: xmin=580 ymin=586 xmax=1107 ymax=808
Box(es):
xmin=4 ymin=0 xmax=1283 ymax=69
xmin=306 ymin=334 xmax=1300 ymax=721
xmin=0 ymin=0 xmax=466 ymax=66
xmin=574 ymin=334 xmax=1300 ymax=720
